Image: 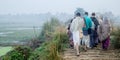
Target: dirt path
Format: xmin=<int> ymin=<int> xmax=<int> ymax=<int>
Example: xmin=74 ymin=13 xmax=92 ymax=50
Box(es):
xmin=63 ymin=47 xmax=120 ymax=60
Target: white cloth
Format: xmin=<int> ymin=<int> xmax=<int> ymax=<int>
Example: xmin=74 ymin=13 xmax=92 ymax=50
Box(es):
xmin=82 ymin=35 xmax=90 ymax=48
xmin=72 ymin=31 xmax=81 ymax=46
xmin=70 ymin=17 xmax=84 ymax=46
xmin=70 ymin=17 xmax=84 ymax=32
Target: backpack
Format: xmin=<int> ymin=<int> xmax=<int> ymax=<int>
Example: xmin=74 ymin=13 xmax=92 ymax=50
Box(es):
xmin=91 ymin=17 xmax=99 ymax=30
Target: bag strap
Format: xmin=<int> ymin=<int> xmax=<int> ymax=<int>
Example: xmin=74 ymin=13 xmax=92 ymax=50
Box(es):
xmin=83 ymin=17 xmax=86 ymax=26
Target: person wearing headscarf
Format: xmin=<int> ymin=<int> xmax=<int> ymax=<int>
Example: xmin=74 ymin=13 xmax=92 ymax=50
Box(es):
xmin=98 ymin=17 xmax=111 ymax=50
xmin=97 ymin=15 xmax=103 ymax=43
xmin=102 ymin=17 xmax=111 ymax=50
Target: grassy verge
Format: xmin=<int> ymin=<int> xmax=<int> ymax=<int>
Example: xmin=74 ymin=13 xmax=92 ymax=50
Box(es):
xmin=29 ymin=28 xmax=69 ymax=60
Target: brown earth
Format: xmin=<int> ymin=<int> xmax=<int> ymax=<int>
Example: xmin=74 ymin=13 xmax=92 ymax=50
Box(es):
xmin=63 ymin=46 xmax=120 ymax=60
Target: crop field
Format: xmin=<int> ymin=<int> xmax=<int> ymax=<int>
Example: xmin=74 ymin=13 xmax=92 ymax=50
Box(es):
xmin=0 ymin=27 xmax=41 ymax=44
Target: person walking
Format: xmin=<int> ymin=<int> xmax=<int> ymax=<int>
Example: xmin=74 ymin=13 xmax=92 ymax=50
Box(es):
xmin=82 ymin=12 xmax=92 ymax=51
xmin=98 ymin=17 xmax=111 ymax=50
xmin=67 ymin=19 xmax=74 ymax=49
xmin=90 ymin=13 xmax=99 ymax=48
xmin=70 ymin=12 xmax=84 ymax=56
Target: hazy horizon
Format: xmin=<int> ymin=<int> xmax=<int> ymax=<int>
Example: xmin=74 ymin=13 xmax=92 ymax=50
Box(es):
xmin=0 ymin=0 xmax=120 ymax=16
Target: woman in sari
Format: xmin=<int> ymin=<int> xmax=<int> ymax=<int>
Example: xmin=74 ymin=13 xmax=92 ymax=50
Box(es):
xmin=98 ymin=17 xmax=111 ymax=50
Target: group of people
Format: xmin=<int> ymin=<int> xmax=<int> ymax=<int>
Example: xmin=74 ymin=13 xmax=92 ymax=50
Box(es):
xmin=67 ymin=12 xmax=111 ymax=56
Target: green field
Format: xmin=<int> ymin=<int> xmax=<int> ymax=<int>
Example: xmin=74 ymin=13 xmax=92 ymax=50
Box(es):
xmin=0 ymin=27 xmax=41 ymax=44
xmin=0 ymin=46 xmax=13 ymax=57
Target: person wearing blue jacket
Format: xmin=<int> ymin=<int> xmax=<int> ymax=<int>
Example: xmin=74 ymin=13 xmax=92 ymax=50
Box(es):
xmin=82 ymin=12 xmax=92 ymax=51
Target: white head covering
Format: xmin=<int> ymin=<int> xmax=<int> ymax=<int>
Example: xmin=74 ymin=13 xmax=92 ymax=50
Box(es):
xmin=96 ymin=15 xmax=103 ymax=25
xmin=103 ymin=17 xmax=110 ymax=25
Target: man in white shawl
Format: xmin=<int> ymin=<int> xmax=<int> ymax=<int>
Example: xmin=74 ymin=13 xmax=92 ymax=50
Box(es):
xmin=70 ymin=12 xmax=84 ymax=56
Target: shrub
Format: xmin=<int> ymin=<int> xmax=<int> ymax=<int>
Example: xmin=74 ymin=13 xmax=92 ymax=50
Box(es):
xmin=2 ymin=46 xmax=32 ymax=60
xmin=29 ymin=31 xmax=69 ymax=60
xmin=28 ymin=42 xmax=49 ymax=60
xmin=111 ymin=28 xmax=120 ymax=49
xmin=38 ymin=17 xmax=61 ymax=41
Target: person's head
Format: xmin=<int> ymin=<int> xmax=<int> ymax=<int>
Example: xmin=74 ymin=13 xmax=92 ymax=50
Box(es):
xmin=85 ymin=12 xmax=88 ymax=16
xmin=92 ymin=13 xmax=95 ymax=16
xmin=103 ymin=17 xmax=109 ymax=24
xmin=103 ymin=16 xmax=109 ymax=24
xmin=75 ymin=12 xmax=81 ymax=17
xmin=97 ymin=14 xmax=103 ymax=20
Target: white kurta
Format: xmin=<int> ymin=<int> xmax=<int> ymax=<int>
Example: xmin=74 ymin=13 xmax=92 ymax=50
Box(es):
xmin=70 ymin=17 xmax=84 ymax=46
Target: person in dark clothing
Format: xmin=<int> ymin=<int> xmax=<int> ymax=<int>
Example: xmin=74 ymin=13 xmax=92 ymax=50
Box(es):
xmin=90 ymin=13 xmax=99 ymax=48
xmin=67 ymin=19 xmax=74 ymax=49
xmin=91 ymin=13 xmax=99 ymax=30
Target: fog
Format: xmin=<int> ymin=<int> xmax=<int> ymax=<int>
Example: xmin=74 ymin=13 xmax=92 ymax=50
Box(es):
xmin=0 ymin=0 xmax=120 ymax=16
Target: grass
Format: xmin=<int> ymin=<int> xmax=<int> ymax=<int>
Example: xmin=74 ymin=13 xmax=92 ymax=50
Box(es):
xmin=0 ymin=46 xmax=13 ymax=57
xmin=28 ymin=26 xmax=69 ymax=60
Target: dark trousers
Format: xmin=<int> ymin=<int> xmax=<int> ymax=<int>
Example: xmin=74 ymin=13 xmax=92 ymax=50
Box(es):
xmin=90 ymin=29 xmax=95 ymax=48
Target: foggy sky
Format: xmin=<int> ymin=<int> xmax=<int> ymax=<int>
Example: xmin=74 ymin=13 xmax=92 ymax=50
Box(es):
xmin=0 ymin=0 xmax=120 ymax=16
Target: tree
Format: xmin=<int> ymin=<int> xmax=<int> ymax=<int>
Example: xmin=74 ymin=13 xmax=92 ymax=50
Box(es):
xmin=74 ymin=8 xmax=86 ymax=17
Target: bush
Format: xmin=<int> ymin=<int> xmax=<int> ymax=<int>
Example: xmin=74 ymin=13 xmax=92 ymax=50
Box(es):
xmin=38 ymin=17 xmax=61 ymax=41
xmin=28 ymin=42 xmax=49 ymax=60
xmin=29 ymin=31 xmax=69 ymax=60
xmin=29 ymin=18 xmax=66 ymax=60
xmin=111 ymin=28 xmax=120 ymax=49
xmin=2 ymin=46 xmax=32 ymax=60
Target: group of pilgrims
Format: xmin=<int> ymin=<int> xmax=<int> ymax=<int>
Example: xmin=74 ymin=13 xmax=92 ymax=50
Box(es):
xmin=67 ymin=12 xmax=111 ymax=56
